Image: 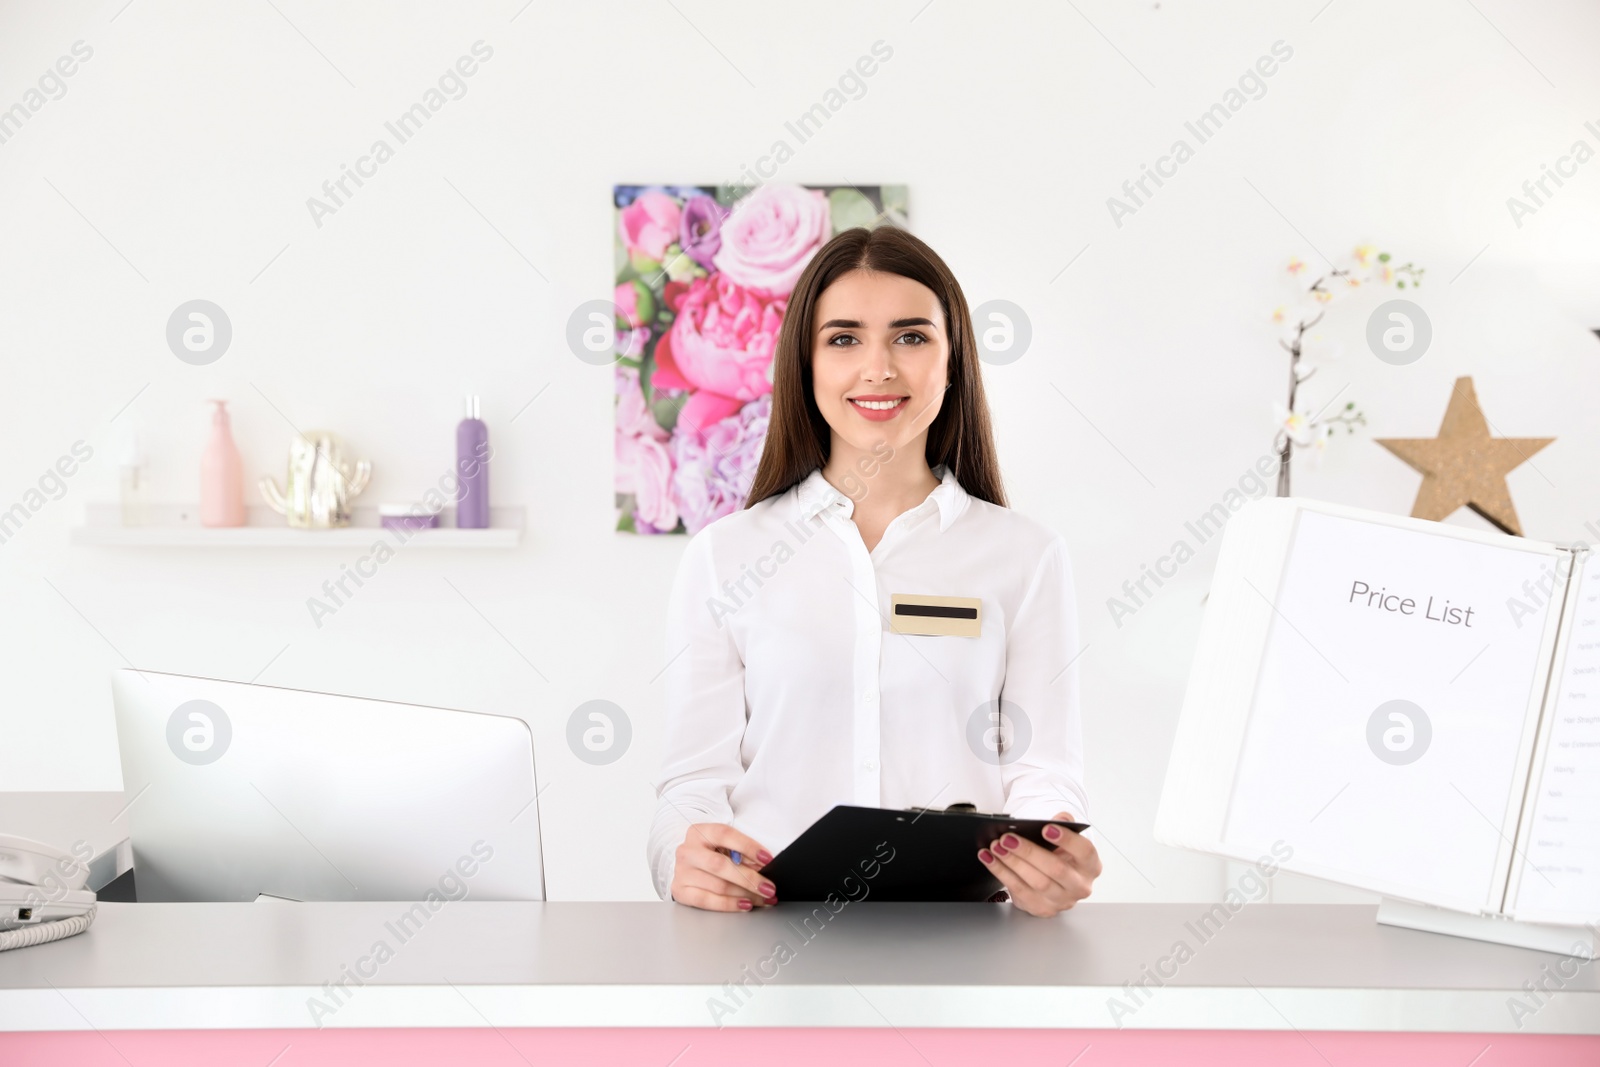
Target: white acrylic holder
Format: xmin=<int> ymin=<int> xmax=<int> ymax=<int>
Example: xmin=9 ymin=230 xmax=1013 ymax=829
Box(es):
xmin=1377 ymin=897 xmax=1596 ymax=958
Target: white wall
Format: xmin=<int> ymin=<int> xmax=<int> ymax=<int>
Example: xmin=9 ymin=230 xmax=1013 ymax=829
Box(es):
xmin=2 ymin=0 xmax=1598 ymax=903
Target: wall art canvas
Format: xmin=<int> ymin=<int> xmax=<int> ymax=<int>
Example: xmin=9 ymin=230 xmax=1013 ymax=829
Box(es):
xmin=613 ymin=182 xmax=909 ymax=534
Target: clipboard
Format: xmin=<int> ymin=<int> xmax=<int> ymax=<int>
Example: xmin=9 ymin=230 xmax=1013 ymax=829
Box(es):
xmin=757 ymin=804 xmax=1090 ymax=902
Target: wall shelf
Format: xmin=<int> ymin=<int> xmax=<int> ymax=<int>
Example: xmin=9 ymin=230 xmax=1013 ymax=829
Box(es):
xmin=71 ymin=504 xmax=524 ymax=549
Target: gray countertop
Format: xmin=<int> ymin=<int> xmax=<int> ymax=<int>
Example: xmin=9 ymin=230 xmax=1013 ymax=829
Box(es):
xmin=1 ymin=900 xmax=1596 ymax=1032
xmin=3 ymin=792 xmax=1595 ymax=1033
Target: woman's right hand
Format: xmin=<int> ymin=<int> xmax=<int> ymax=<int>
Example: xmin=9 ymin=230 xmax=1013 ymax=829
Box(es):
xmin=670 ymin=823 xmax=777 ymax=911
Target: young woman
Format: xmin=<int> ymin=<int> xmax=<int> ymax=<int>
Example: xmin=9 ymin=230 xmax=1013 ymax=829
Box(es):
xmin=646 ymin=225 xmax=1100 ymax=917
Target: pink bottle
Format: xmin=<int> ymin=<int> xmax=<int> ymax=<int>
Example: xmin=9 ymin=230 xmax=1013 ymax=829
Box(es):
xmin=201 ymin=399 xmax=246 ymax=527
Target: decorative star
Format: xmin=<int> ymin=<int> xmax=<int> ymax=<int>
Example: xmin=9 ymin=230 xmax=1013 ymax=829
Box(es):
xmin=1375 ymin=376 xmax=1553 ymax=537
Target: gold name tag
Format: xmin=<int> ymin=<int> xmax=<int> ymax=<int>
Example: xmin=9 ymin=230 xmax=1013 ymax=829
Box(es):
xmin=889 ymin=594 xmax=982 ymax=637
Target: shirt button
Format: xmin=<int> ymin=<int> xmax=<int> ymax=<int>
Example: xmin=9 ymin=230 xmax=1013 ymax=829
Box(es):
xmin=865 ymin=760 xmax=878 ymax=771
xmin=860 ymin=689 xmax=877 ymax=703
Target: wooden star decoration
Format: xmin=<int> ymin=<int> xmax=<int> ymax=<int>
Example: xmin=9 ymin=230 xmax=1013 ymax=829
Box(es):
xmin=1375 ymin=376 xmax=1553 ymax=536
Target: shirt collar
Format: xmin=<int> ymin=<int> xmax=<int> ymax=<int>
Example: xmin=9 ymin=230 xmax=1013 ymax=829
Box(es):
xmin=795 ymin=463 xmax=968 ymax=532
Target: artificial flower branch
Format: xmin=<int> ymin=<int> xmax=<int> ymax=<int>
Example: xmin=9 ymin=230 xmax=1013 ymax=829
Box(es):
xmin=1268 ymin=246 xmax=1425 ymax=496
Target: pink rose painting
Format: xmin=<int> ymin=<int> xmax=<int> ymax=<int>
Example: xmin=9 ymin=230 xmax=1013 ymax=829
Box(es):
xmin=613 ymin=182 xmax=909 ymax=534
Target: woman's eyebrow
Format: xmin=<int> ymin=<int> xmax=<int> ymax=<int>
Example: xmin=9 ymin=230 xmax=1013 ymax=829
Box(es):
xmin=818 ymin=316 xmax=939 ymax=330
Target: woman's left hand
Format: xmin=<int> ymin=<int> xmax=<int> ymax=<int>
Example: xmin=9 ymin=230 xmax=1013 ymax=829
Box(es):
xmin=979 ymin=811 xmax=1102 ymax=918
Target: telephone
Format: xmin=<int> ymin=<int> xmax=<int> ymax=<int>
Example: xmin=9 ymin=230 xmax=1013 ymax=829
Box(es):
xmin=0 ymin=834 xmax=98 ymax=951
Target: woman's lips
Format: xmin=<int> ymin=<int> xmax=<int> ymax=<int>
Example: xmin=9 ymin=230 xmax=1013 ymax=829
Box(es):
xmin=848 ymin=396 xmax=908 ymax=422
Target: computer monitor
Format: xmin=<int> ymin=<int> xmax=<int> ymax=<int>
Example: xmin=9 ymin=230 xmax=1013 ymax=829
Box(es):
xmin=110 ymin=669 xmax=545 ymax=902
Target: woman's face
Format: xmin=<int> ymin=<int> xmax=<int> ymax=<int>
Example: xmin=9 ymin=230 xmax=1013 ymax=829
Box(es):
xmin=810 ymin=268 xmax=949 ymax=457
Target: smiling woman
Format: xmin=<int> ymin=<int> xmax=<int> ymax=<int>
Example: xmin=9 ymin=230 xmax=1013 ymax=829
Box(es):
xmin=748 ymin=227 xmax=1006 ymax=531
xmin=647 ymin=226 xmax=1102 ymax=918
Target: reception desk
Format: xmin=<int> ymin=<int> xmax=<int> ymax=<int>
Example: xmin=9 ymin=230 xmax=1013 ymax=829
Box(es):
xmin=1 ymin=899 xmax=1597 ymax=1065
xmin=1 ymin=794 xmax=1596 ymax=1065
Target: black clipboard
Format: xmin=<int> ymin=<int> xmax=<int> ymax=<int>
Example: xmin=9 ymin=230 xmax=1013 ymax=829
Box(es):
xmin=757 ymin=804 xmax=1090 ymax=902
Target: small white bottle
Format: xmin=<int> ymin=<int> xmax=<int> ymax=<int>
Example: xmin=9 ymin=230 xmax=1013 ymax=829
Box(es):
xmin=119 ymin=428 xmax=147 ymax=527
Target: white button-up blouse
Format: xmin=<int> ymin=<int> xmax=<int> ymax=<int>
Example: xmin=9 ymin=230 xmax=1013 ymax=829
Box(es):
xmin=646 ymin=463 xmax=1090 ymax=900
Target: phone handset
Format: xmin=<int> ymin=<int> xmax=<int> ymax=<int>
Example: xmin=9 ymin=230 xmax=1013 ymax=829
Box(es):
xmin=0 ymin=834 xmax=98 ymax=951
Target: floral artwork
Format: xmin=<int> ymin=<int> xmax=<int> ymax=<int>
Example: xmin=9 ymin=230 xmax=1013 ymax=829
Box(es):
xmin=613 ymin=182 xmax=909 ymax=534
xmin=1267 ymin=245 xmax=1425 ymax=496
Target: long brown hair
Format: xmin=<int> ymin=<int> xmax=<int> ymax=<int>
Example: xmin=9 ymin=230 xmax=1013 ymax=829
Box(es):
xmin=743 ymin=225 xmax=1008 ymax=509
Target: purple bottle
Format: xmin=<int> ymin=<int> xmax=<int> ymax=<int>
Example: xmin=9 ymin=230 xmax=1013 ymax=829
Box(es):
xmin=456 ymin=395 xmax=490 ymax=529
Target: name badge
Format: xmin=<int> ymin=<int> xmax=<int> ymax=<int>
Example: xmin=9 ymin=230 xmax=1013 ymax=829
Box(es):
xmin=890 ymin=594 xmax=982 ymax=637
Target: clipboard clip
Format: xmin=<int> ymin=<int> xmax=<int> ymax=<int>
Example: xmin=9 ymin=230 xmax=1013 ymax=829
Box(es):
xmin=901 ymin=802 xmax=1013 ymax=819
